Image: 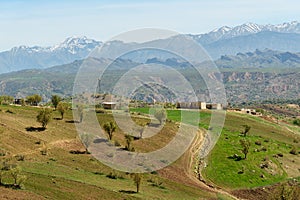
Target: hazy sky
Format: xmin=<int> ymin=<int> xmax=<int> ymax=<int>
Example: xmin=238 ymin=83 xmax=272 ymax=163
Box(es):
xmin=0 ymin=0 xmax=299 ymax=51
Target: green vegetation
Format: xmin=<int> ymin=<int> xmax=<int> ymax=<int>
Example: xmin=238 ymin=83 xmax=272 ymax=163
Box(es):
xmin=0 ymin=103 xmax=299 ymax=199
xmin=36 ymin=108 xmax=52 ymax=128
xmin=241 ymin=125 xmax=251 ymax=137
xmin=26 ymin=94 xmax=42 ymax=106
xmin=132 ymin=107 xmax=300 ymax=190
xmin=57 ymin=102 xmax=69 ymax=119
xmin=0 ymin=161 xmax=27 ymax=189
xmin=132 ymin=173 xmax=142 ymax=193
xmin=0 ymin=104 xmax=219 ymax=199
xmin=51 ymin=95 xmax=61 ymax=110
xmin=0 ymin=95 xmax=14 ymax=105
xmin=240 ymin=139 xmax=251 ymax=159
xmin=103 ymin=121 xmax=117 ymax=141
xmin=293 ymin=119 xmax=300 ymax=126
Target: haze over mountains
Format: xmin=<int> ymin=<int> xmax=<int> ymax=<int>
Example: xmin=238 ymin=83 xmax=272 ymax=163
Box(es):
xmin=1 ymin=21 xmax=300 ymax=74
xmin=0 ymin=21 xmax=299 ymax=103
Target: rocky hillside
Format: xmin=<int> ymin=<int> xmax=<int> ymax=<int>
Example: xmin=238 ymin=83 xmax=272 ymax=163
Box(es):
xmin=0 ymin=49 xmax=299 ymax=104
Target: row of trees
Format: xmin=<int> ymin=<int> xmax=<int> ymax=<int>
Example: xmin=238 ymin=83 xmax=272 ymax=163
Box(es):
xmin=0 ymin=95 xmax=14 ymax=105
xmin=0 ymin=94 xmax=65 ymax=108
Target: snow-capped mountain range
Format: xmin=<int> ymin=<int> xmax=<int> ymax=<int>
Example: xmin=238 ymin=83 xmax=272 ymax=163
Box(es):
xmin=190 ymin=21 xmax=300 ymax=44
xmin=1 ymin=21 xmax=300 ymax=74
xmin=10 ymin=36 xmax=101 ymax=54
xmin=0 ymin=36 xmax=102 ymax=74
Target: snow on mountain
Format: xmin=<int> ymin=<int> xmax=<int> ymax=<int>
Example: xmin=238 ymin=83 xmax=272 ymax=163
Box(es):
xmin=50 ymin=36 xmax=102 ymax=54
xmin=10 ymin=36 xmax=102 ymax=54
xmin=191 ymin=21 xmax=300 ymax=44
xmin=0 ymin=36 xmax=102 ymax=73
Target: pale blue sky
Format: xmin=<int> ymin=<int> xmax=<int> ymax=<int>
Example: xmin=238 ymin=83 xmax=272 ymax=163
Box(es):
xmin=0 ymin=0 xmax=299 ymax=51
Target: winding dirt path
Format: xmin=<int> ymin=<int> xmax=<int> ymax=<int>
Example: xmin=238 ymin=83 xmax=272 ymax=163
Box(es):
xmin=159 ymin=127 xmax=240 ymax=199
xmin=187 ymin=129 xmax=240 ymax=200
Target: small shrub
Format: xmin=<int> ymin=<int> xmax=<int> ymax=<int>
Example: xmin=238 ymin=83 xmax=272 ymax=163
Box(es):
xmin=114 ymin=140 xmax=121 ymax=147
xmin=15 ymin=155 xmax=25 ymax=161
xmin=293 ymin=139 xmax=299 ymax=143
xmin=264 ymin=139 xmax=269 ymax=143
xmin=106 ymin=172 xmax=117 ymax=179
xmin=261 ymin=146 xmax=267 ymax=152
xmin=228 ymin=154 xmax=242 ymax=161
xmin=273 ymin=153 xmax=284 ymax=158
xmin=290 ymin=147 xmax=298 ymax=155
xmin=35 ymin=141 xmax=41 ymax=145
xmin=40 ymin=147 xmax=48 ymax=156
xmin=0 ymin=150 xmax=6 ymax=157
xmin=293 ymin=119 xmax=300 ymax=126
xmin=255 ymin=141 xmax=262 ymax=146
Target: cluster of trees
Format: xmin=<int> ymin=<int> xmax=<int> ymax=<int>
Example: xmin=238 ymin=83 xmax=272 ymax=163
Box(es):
xmin=33 ymin=95 xmax=70 ymax=129
xmin=26 ymin=94 xmax=42 ymax=106
xmin=0 ymin=95 xmax=14 ymax=105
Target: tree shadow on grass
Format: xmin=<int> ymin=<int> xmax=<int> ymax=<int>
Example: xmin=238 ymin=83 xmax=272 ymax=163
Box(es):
xmin=53 ymin=117 xmax=62 ymax=120
xmin=227 ymin=154 xmax=243 ymax=161
xmin=65 ymin=120 xmax=79 ymax=123
xmin=25 ymin=126 xmax=46 ymax=132
xmin=0 ymin=183 xmax=21 ymax=189
xmin=119 ymin=190 xmax=137 ymax=194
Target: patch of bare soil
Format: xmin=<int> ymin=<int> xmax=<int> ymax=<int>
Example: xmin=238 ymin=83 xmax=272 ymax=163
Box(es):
xmin=50 ymin=139 xmax=86 ymax=152
xmin=158 ymin=129 xmax=209 ymax=189
xmin=0 ymin=187 xmax=44 ymax=200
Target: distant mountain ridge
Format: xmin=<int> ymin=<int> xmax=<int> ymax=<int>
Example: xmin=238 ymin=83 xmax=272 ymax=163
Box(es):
xmin=0 ymin=49 xmax=299 ymax=103
xmin=0 ymin=36 xmax=102 ymax=73
xmin=189 ymin=21 xmax=300 ymax=44
xmin=216 ymin=49 xmax=300 ymax=69
xmin=1 ymin=21 xmax=300 ymax=73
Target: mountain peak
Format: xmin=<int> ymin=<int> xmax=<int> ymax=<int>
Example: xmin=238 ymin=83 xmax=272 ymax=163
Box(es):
xmin=52 ymin=36 xmax=101 ymax=53
xmin=190 ymin=21 xmax=300 ymax=45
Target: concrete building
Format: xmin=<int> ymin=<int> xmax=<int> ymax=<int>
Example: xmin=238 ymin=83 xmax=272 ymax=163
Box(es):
xmin=102 ymin=102 xmax=117 ymax=109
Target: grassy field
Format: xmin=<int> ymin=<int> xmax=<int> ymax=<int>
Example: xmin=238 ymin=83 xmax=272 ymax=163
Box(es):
xmin=131 ymin=107 xmax=300 ymax=189
xmin=0 ymin=105 xmax=219 ymax=200
xmin=0 ymin=105 xmax=299 ymax=199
